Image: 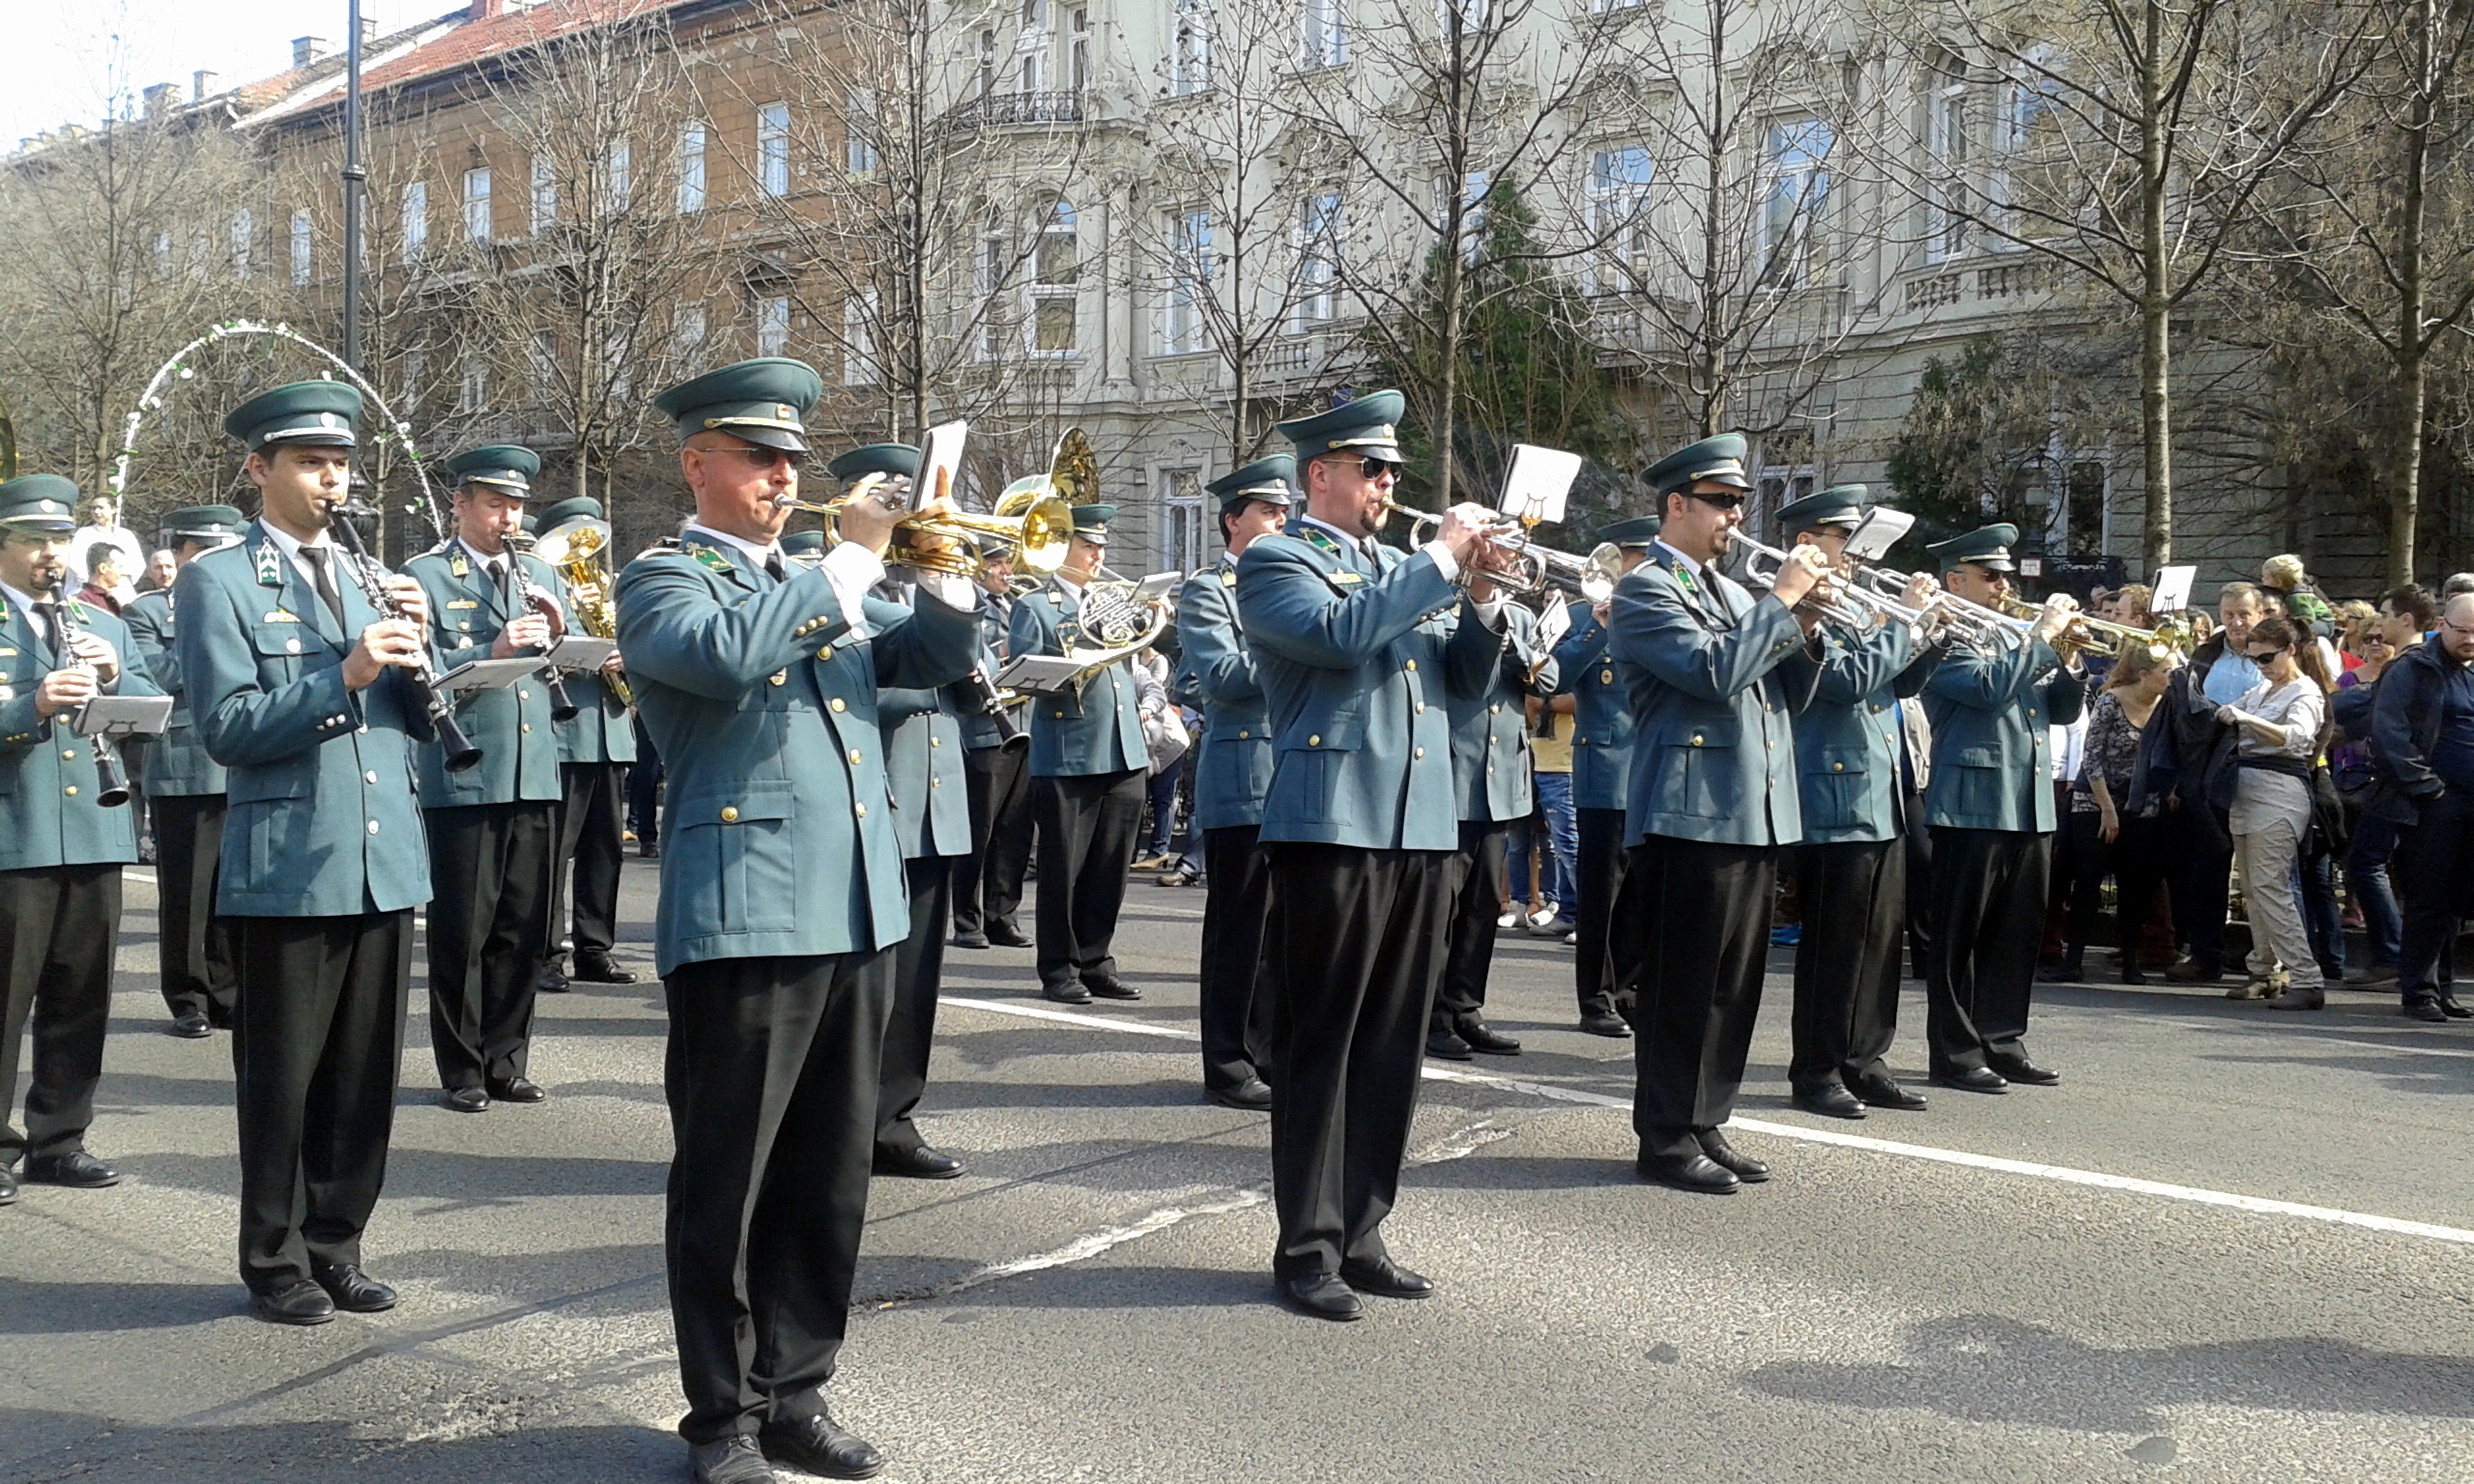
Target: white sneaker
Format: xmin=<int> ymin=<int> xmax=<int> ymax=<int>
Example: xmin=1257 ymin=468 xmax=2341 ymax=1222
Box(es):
xmin=1525 ymin=907 xmax=1559 ymax=931
xmin=1497 ymin=910 xmax=1521 ymax=929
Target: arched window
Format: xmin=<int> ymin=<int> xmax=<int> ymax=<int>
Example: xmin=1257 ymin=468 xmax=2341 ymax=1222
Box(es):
xmin=1030 ymin=195 xmax=1078 ymax=354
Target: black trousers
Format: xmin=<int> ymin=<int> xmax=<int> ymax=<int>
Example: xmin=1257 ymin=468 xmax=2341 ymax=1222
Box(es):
xmin=1436 ymin=818 xmax=1510 ymax=1025
xmin=2167 ymin=803 xmax=2233 ymax=975
xmin=1901 ymin=786 xmax=1935 ymax=983
xmin=877 ymin=855 xmax=955 ymax=1156
xmin=152 ymin=793 xmax=238 ymax=1024
xmin=545 ymin=760 xmax=626 ymax=961
xmin=0 ymin=864 xmax=121 ymax=1162
xmin=1624 ymin=838 xmax=1776 ymax=1158
xmin=1924 ymin=827 xmax=2050 ymax=1074
xmin=2057 ymin=810 xmax=2168 ymax=967
xmin=665 ymin=949 xmax=893 ymax=1445
xmin=955 ymin=743 xmax=1031 ymax=937
xmin=425 ymin=801 xmax=556 ymax=1090
xmin=1265 ymin=842 xmax=1453 ymax=1280
xmin=2398 ymin=788 xmax=2474 ymax=1003
xmin=628 ymin=719 xmax=664 ymax=846
xmin=1573 ymin=807 xmax=1634 ymax=1019
xmin=1197 ymin=825 xmax=1275 ymax=1091
xmin=1030 ymin=768 xmax=1145 ymax=992
xmin=1791 ymin=839 xmax=1905 ymax=1092
xmin=230 ymin=908 xmax=412 ymax=1292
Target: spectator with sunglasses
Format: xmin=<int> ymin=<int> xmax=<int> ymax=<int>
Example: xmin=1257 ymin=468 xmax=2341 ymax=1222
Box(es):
xmin=2373 ymin=591 xmax=2474 ymax=1021
xmin=2218 ymin=616 xmax=2333 ymax=1008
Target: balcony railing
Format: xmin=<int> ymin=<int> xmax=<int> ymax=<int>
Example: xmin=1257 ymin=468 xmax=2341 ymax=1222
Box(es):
xmin=938 ymin=91 xmax=1084 ymax=133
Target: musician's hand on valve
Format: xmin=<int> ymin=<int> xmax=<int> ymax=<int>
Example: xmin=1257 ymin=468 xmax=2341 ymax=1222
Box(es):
xmin=384 ymin=575 xmax=430 ymax=628
xmin=1769 ymin=542 xmax=1828 ymax=609
xmin=2032 ymin=594 xmax=2078 ymax=647
xmin=493 ymin=614 xmax=553 ymax=659
xmin=66 ymin=631 xmax=119 ymax=683
xmin=1433 ymin=503 xmax=1495 ymax=565
xmin=343 ymin=618 xmax=426 ymax=691
xmin=835 ymin=487 xmax=904 ymax=556
xmin=34 ymin=666 xmax=98 ymax=720
xmin=601 ymin=650 xmax=627 ymax=676
xmin=1900 ymin=572 xmax=1940 ymax=612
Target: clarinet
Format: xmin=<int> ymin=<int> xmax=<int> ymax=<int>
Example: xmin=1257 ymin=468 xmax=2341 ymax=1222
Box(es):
xmin=502 ymin=531 xmax=579 ymax=722
xmin=45 ymin=579 xmax=132 ymax=808
xmin=965 ymin=659 xmax=1028 ymax=755
xmin=330 ymin=507 xmax=484 ymax=773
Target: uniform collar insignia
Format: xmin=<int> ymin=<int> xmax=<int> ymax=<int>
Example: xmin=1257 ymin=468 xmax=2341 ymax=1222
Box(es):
xmin=685 ymin=542 xmax=735 ymax=576
xmin=254 ymin=540 xmax=285 ymax=588
xmin=450 ymin=549 xmax=469 ymax=580
xmin=1302 ymin=528 xmax=1342 ymax=557
xmin=65 ymin=598 xmax=89 ymax=621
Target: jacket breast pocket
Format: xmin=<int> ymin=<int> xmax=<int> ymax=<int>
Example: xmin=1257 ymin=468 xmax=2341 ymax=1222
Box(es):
xmin=670 ymin=778 xmax=799 ymax=935
xmin=1656 ymin=732 xmax=1736 ymax=818
xmin=1807 ymin=744 xmax=1869 ymax=823
xmin=1945 ymin=745 xmax=2005 ymax=819
xmin=249 ymin=623 xmax=317 ymax=665
xmin=227 ymin=756 xmax=316 ymax=805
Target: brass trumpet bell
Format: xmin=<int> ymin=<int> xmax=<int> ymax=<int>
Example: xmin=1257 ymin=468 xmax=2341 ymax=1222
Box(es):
xmin=775 ymin=471 xmax=1071 ymax=579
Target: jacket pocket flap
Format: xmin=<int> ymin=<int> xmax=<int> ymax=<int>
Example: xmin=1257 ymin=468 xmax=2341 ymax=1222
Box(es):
xmin=227 ymin=758 xmax=315 ymax=803
xmin=1665 ymin=719 xmax=1739 ymax=749
xmin=249 ymin=623 xmax=319 ymax=657
xmin=678 ymin=776 xmax=795 ymax=826
xmin=1954 ymin=745 xmax=1999 ymax=768
xmin=1813 ymin=744 xmax=1869 ymax=773
xmin=1279 ymin=715 xmax=1365 ymax=751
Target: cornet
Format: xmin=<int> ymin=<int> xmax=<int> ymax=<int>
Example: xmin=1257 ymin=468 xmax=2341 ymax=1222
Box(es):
xmin=774 ymin=476 xmax=1073 ymax=579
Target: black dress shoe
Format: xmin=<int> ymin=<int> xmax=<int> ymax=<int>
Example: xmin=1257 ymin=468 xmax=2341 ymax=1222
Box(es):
xmin=1424 ymin=1027 xmax=1473 ymax=1061
xmin=689 ymin=1435 xmax=775 ymax=1484
xmin=1850 ymin=1073 xmax=1927 ymax=1111
xmin=1338 ymin=1256 xmax=1435 ymax=1298
xmin=1042 ymin=982 xmax=1093 ymax=1005
xmin=1207 ymin=1077 xmax=1273 ymax=1111
xmin=638 ymin=841 xmax=661 ymax=861
xmin=570 ymin=951 xmax=639 ymax=985
xmin=1696 ymin=1129 xmax=1769 ymax=1183
xmin=1792 ymin=1083 xmax=1867 ymax=1120
xmin=759 ymin=1411 xmax=883 ymax=1480
xmin=312 ymin=1262 xmax=397 ymax=1312
xmin=873 ymin=1144 xmax=964 ymax=1179
xmin=1987 ymin=1055 xmax=2059 ymax=1086
xmin=2403 ymin=998 xmax=2451 ymax=1022
xmin=1636 ymin=1150 xmax=1739 ymax=1193
xmin=1280 ymin=1272 xmax=1366 ymax=1321
xmin=537 ymin=963 xmax=570 ymax=993
xmin=168 ymin=1014 xmax=212 ymax=1039
xmin=985 ymin=924 xmax=1032 ymax=948
xmin=1931 ymin=1067 xmax=2009 ymax=1094
xmin=249 ymin=1278 xmax=337 ymax=1327
xmin=0 ymin=1166 xmax=16 ymax=1205
xmin=1086 ymin=978 xmax=1142 ymax=1001
xmin=949 ymin=931 xmax=991 ymax=950
xmin=442 ymin=1086 xmax=491 ymax=1113
xmin=1578 ymin=1011 xmax=1632 ymax=1038
xmin=1454 ymin=1016 xmax=1521 ymax=1055
xmin=488 ymin=1077 xmax=547 ymax=1103
xmin=2442 ymin=996 xmax=2474 ymax=1020
xmin=22 ymin=1151 xmax=118 ymax=1187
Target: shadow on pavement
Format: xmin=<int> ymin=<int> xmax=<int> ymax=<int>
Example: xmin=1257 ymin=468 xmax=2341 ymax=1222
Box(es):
xmin=0 ymin=1276 xmax=239 ymax=1334
xmin=0 ymin=1412 xmax=678 ymax=1484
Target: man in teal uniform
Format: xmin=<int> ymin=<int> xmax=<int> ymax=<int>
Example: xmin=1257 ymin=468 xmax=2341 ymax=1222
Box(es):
xmin=616 ymin=358 xmax=978 ymax=1484
xmin=953 ymin=548 xmax=1032 ymax=949
xmin=178 ymin=381 xmax=438 ymax=1324
xmin=124 ymin=503 xmax=245 ymax=1038
xmin=1009 ymin=503 xmax=1151 ymax=1003
xmin=1919 ymin=524 xmax=2085 ymax=1094
xmin=0 ymin=474 xmax=162 ymax=1207
xmin=1777 ymin=487 xmax=1941 ymax=1119
xmin=1614 ymin=433 xmax=1827 ymax=1194
xmin=1236 ymin=388 xmax=1506 ymax=1320
xmin=1553 ymin=517 xmax=1657 ymax=1039
xmin=1173 ymin=455 xmax=1292 ymax=1110
xmin=404 ymin=445 xmax=566 ymax=1112
xmin=533 ymin=494 xmax=640 ymax=988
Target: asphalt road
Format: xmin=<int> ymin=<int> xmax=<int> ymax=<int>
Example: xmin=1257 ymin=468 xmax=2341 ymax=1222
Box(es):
xmin=5 ymin=856 xmax=2473 ymax=1484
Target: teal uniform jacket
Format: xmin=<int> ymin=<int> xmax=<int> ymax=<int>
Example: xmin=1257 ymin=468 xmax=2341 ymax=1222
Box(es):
xmin=0 ymin=593 xmax=161 ymax=870
xmin=1795 ymin=621 xmax=1934 ymax=844
xmin=124 ymin=585 xmax=226 ymax=797
xmin=553 ymin=671 xmax=639 ymax=765
xmin=1233 ymin=525 xmax=1497 ymax=852
xmin=614 ymin=538 xmax=979 ymax=976
xmin=1174 ymin=555 xmax=1273 ymax=833
xmin=955 ymin=593 xmax=1013 ymax=752
xmin=176 ymin=522 xmax=438 ymax=916
xmin=403 ymin=542 xmax=565 ymax=807
xmin=1447 ymin=596 xmax=1560 ymax=823
xmin=1010 ymin=578 xmax=1147 ymax=778
xmin=878 ymin=685 xmax=972 ymax=861
xmin=1610 ymin=549 xmax=1820 ymax=849
xmin=1920 ymin=633 xmax=2086 ymax=834
xmin=1552 ymin=602 xmax=1632 ymax=813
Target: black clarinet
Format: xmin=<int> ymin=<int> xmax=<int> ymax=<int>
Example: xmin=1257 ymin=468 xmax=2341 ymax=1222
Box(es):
xmin=331 ymin=506 xmax=484 ymax=773
xmin=965 ymin=659 xmax=1028 ymax=755
xmin=45 ymin=579 xmax=132 ymax=808
xmin=503 ymin=531 xmax=579 ymax=722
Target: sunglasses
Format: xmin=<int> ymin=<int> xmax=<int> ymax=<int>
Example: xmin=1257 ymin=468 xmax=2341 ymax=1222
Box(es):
xmin=1686 ymin=490 xmax=1745 ymax=510
xmin=1324 ymin=454 xmax=1401 ymax=481
xmin=717 ymin=444 xmax=806 ymax=471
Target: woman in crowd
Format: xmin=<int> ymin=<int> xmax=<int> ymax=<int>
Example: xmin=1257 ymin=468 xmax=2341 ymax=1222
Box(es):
xmin=2220 ymin=615 xmax=2335 ymax=1010
xmin=2046 ymin=644 xmax=2178 ymax=985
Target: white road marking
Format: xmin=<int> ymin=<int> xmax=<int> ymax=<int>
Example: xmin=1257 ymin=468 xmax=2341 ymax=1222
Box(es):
xmin=2155 ymin=1015 xmax=2474 ymax=1061
xmin=943 ymin=995 xmax=2474 ymax=1249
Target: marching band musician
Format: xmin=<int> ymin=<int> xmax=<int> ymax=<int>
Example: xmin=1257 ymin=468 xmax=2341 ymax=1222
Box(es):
xmin=123 ymin=503 xmax=246 ymax=1039
xmin=615 ymin=358 xmax=979 ymax=1484
xmin=1430 ymin=570 xmax=1561 ymax=1061
xmin=1776 ymin=487 xmax=1939 ymax=1119
xmin=403 ymin=446 xmax=566 ymax=1113
xmin=840 ymin=442 xmax=972 ymax=1183
xmin=0 ymin=473 xmax=162 ymax=1208
xmin=1009 ymin=504 xmax=1150 ymax=1004
xmin=949 ymin=543 xmax=1032 ymax=950
xmin=179 ymin=382 xmax=437 ymax=1324
xmin=1553 ymin=518 xmax=1658 ymax=1040
xmin=1615 ymin=434 xmax=1826 ymax=1194
xmin=1234 ymin=388 xmax=1508 ymax=1321
xmin=1918 ymin=524 xmax=2086 ymax=1094
xmin=535 ymin=494 xmax=640 ymax=990
xmin=1173 ymin=455 xmax=1293 ymax=1111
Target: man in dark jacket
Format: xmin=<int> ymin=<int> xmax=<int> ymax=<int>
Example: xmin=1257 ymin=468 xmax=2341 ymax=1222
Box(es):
xmin=2372 ymin=592 xmax=2474 ymax=1021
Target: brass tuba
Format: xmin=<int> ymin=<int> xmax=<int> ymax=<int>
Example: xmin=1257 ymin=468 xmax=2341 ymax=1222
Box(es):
xmin=533 ymin=512 xmax=633 ymax=708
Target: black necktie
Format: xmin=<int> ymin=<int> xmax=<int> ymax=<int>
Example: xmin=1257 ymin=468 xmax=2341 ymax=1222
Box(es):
xmin=764 ymin=552 xmax=788 ymax=585
xmin=32 ymin=601 xmax=61 ymax=661
xmin=301 ymin=548 xmax=347 ymax=629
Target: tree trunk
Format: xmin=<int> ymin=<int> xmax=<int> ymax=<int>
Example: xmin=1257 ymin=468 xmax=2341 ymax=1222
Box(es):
xmin=2138 ymin=0 xmax=2173 ymax=572
xmin=2391 ymin=0 xmax=2435 ymax=586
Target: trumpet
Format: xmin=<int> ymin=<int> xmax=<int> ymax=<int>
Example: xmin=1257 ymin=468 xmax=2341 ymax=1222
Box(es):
xmin=533 ymin=514 xmax=633 ymax=708
xmin=1993 ymin=595 xmax=2192 ymax=663
xmin=774 ymin=477 xmax=1074 ymax=579
xmin=1844 ymin=564 xmax=2027 ymax=647
xmin=1730 ymin=535 xmax=1879 ymax=629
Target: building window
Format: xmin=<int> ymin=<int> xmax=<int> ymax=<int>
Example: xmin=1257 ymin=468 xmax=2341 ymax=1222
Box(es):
xmin=289 ymin=209 xmax=313 ymax=285
xmin=759 ymin=103 xmax=791 ymax=197
xmin=757 ymin=295 xmax=791 ymax=357
xmin=2067 ymin=459 xmax=2107 ymax=553
xmin=1020 ymin=47 xmax=1044 ymax=93
xmin=1302 ymin=0 xmax=1346 ymax=69
xmin=1927 ymin=79 xmax=1969 ymax=262
xmin=1071 ymin=8 xmax=1090 ymax=90
xmin=1160 ymin=469 xmax=1202 ymax=569
xmin=1172 ymin=0 xmax=1211 ymax=94
xmin=1441 ymin=169 xmax=1488 ymax=261
xmin=1438 ymin=0 xmax=1490 ymax=34
xmin=1586 ymin=145 xmax=1654 ymax=292
xmin=1758 ymin=117 xmax=1832 ymax=289
xmin=155 ymin=231 xmax=171 ymax=277
xmin=532 ymin=155 xmax=558 ymax=234
xmin=845 ymin=91 xmax=877 ymax=175
xmin=401 ymin=348 xmax=426 ymax=414
xmin=401 ymin=180 xmax=428 ymax=262
xmin=1292 ymin=190 xmax=1340 ymax=330
xmin=980 ymin=31 xmax=998 ymax=98
xmin=463 ymin=166 xmax=492 ymax=244
xmin=845 ymin=291 xmax=879 ymax=385
xmin=678 ymin=123 xmax=706 ymax=213
xmin=1165 ymin=208 xmax=1212 ymax=355
xmin=672 ymin=303 xmax=706 ymax=364
xmin=457 ymin=354 xmax=487 ymax=414
xmin=1592 ymin=0 xmax=1646 ymax=10
xmin=229 ymin=209 xmax=253 ymax=279
xmin=1031 ymin=196 xmax=1079 ymax=354
xmin=529 ymin=330 xmax=559 ymax=400
xmin=602 ymin=139 xmax=632 ymax=215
